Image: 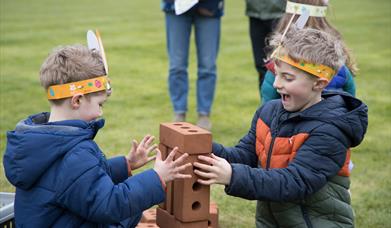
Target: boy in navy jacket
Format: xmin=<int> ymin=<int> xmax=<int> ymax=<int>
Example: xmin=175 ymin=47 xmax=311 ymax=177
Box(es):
xmin=3 ymin=38 xmax=191 ymax=227
xmin=194 ymin=27 xmax=368 ymax=227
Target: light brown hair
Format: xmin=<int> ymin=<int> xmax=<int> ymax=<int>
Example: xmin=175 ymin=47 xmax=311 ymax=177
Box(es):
xmin=270 ymin=26 xmax=346 ymax=74
xmin=40 ymin=44 xmax=105 ymax=89
xmin=39 ymin=45 xmax=106 ymax=104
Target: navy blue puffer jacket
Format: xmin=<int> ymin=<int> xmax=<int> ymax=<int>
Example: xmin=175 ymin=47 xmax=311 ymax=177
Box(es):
xmin=3 ymin=113 xmax=165 ymax=227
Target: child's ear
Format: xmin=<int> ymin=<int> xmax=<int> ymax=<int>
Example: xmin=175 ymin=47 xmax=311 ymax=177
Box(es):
xmin=70 ymin=94 xmax=83 ymax=109
xmin=313 ymin=78 xmax=329 ymax=91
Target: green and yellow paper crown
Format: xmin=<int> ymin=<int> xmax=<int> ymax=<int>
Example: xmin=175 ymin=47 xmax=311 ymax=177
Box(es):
xmin=47 ymin=30 xmax=111 ymax=100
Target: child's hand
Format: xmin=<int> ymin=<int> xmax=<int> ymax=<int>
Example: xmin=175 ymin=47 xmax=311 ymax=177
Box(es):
xmin=153 ymin=147 xmax=192 ymax=183
xmin=193 ymin=154 xmax=232 ymax=185
xmin=126 ymin=135 xmax=157 ymax=171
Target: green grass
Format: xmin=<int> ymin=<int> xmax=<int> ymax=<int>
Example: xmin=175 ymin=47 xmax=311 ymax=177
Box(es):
xmin=1 ymin=0 xmax=390 ymax=227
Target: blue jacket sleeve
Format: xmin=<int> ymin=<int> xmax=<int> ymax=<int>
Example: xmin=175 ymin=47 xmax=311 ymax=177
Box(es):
xmin=55 ymin=146 xmax=165 ymax=223
xmin=213 ymin=109 xmax=260 ymax=168
xmin=107 ymin=156 xmax=128 ymax=184
xmin=261 ymin=71 xmax=280 ymax=104
xmin=224 ymin=124 xmax=349 ymax=202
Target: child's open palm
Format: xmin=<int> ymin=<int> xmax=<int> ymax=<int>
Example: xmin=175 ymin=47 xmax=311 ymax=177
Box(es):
xmin=154 ymin=147 xmax=192 ymax=183
xmin=193 ymin=154 xmax=232 ymax=185
xmin=126 ymin=135 xmax=157 ymax=170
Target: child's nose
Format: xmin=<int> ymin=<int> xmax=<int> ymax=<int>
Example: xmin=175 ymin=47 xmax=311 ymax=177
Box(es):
xmin=273 ymin=76 xmax=282 ymax=89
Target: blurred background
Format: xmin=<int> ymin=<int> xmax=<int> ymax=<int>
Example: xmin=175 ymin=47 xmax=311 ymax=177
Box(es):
xmin=0 ymin=0 xmax=390 ymax=227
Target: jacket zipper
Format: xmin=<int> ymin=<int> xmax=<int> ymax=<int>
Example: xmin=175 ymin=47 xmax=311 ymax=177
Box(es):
xmin=265 ymin=128 xmax=278 ymax=226
xmin=266 ymin=137 xmax=276 ymax=170
xmin=300 ymin=205 xmax=313 ymax=228
xmin=264 ymin=110 xmax=292 ymax=227
xmin=266 ymin=110 xmax=285 ymax=170
xmin=264 ymin=111 xmax=306 ymax=227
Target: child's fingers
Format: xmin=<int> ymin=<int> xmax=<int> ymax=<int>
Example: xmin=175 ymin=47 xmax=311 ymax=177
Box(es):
xmin=175 ymin=162 xmax=192 ymax=172
xmin=166 ymin=147 xmax=178 ymax=161
xmin=147 ymin=144 xmax=157 ymax=154
xmin=175 ymin=173 xmax=192 ymax=179
xmin=211 ymin=153 xmax=223 ymax=161
xmin=197 ymin=178 xmax=214 ymax=185
xmin=132 ymin=140 xmax=138 ymax=150
xmin=173 ymin=152 xmax=189 ymax=166
xmin=194 ymin=168 xmax=216 ymax=179
xmin=147 ymin=155 xmax=156 ymax=163
xmin=155 ymin=149 xmax=162 ymax=161
xmin=197 ymin=155 xmax=215 ymax=165
xmin=193 ymin=162 xmax=214 ymax=172
xmin=145 ymin=135 xmax=155 ymax=146
xmin=139 ymin=135 xmax=150 ymax=147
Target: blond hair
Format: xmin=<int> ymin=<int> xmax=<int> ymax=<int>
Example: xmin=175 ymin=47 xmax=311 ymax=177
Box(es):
xmin=271 ymin=0 xmax=358 ymax=74
xmin=270 ymin=26 xmax=346 ymax=74
xmin=40 ymin=44 xmax=105 ymax=90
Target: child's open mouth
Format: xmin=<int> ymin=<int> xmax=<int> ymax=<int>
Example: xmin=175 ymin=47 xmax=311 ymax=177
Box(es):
xmin=282 ymin=94 xmax=290 ymax=102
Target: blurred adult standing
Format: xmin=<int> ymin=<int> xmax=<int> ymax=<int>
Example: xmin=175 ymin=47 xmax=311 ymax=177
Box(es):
xmin=161 ymin=0 xmax=224 ymax=131
xmin=245 ymin=0 xmax=285 ymax=101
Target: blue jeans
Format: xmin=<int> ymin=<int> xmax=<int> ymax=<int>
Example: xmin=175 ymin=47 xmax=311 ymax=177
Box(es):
xmin=165 ymin=12 xmax=221 ymax=115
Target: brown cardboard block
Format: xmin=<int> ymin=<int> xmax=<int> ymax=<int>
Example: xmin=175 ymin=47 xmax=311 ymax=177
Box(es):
xmin=165 ymin=181 xmax=173 ymax=214
xmin=156 ymin=206 xmax=209 ymax=228
xmin=158 ymin=144 xmax=173 ymax=213
xmin=160 ymin=122 xmax=212 ymax=155
xmin=140 ymin=208 xmax=157 ymax=223
xmin=208 ymin=202 xmax=219 ymax=228
xmin=173 ymin=153 xmax=210 ymax=222
xmin=136 ymin=223 xmax=159 ymax=228
xmin=156 ymin=207 xmax=176 ymax=228
xmin=159 ymin=143 xmax=169 ymax=159
xmin=175 ymin=220 xmax=208 ymax=228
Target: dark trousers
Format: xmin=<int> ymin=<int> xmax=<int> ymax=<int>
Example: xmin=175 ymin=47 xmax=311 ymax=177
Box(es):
xmin=249 ymin=17 xmax=279 ymax=89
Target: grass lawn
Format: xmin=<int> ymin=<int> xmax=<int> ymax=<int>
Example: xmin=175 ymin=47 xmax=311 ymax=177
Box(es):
xmin=1 ymin=0 xmax=390 ymax=227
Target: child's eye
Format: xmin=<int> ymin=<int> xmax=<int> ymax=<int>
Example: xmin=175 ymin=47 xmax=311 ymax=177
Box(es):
xmin=282 ymin=74 xmax=294 ymax=81
xmin=285 ymin=77 xmax=294 ymax=82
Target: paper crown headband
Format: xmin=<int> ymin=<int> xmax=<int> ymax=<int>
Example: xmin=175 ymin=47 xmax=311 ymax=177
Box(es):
xmin=285 ymin=1 xmax=328 ymax=17
xmin=275 ymin=53 xmax=335 ymax=81
xmin=268 ymin=3 xmax=335 ymax=81
xmin=47 ymin=30 xmax=111 ymax=100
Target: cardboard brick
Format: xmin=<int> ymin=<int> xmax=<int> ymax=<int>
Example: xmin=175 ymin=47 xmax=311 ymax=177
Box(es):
xmin=175 ymin=220 xmax=208 ymax=228
xmin=208 ymin=202 xmax=219 ymax=228
xmin=159 ymin=122 xmax=212 ymax=155
xmin=159 ymin=143 xmax=169 ymax=159
xmin=156 ymin=207 xmax=176 ymax=228
xmin=140 ymin=208 xmax=157 ymax=223
xmin=173 ymin=153 xmax=210 ymax=222
xmin=157 ymin=208 xmax=209 ymax=228
xmin=136 ymin=223 xmax=159 ymax=228
xmin=158 ymin=144 xmax=173 ymax=213
xmin=165 ymin=181 xmax=174 ymax=214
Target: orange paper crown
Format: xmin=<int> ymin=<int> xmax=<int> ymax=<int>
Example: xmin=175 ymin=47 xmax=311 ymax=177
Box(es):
xmin=47 ymin=76 xmax=111 ymax=100
xmin=275 ymin=53 xmax=335 ymax=81
xmin=47 ymin=30 xmax=110 ymax=100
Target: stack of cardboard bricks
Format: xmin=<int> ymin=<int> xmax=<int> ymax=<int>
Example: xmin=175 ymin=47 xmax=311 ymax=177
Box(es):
xmin=136 ymin=122 xmax=219 ymax=228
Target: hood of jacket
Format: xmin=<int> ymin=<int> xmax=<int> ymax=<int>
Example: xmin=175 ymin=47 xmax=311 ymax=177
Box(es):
xmin=296 ymin=91 xmax=368 ymax=147
xmin=3 ymin=112 xmax=105 ymax=190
